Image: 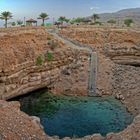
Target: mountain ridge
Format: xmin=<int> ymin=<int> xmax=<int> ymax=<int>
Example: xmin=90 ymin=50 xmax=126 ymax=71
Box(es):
xmin=90 ymin=7 xmax=140 ymax=26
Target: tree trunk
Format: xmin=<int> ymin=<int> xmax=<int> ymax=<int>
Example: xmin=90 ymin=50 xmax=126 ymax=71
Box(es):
xmin=94 ymin=18 xmax=96 ymax=23
xmin=5 ymin=19 xmax=7 ymax=28
xmin=42 ymin=19 xmax=45 ymax=26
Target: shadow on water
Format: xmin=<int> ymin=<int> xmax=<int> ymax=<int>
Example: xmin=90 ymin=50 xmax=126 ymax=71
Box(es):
xmin=10 ymin=88 xmax=134 ymax=139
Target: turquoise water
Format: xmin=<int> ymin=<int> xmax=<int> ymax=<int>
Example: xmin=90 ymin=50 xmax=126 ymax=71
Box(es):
xmin=17 ymin=90 xmax=134 ymax=139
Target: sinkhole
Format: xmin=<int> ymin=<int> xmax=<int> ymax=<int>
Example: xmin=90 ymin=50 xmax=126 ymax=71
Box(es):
xmin=10 ymin=88 xmax=134 ymax=139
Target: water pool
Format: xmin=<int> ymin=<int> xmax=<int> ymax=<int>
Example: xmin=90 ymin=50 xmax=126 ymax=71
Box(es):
xmin=17 ymin=90 xmax=134 ymax=139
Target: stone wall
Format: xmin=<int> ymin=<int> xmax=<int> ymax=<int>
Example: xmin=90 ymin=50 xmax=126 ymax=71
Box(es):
xmin=0 ymin=27 xmax=89 ymax=99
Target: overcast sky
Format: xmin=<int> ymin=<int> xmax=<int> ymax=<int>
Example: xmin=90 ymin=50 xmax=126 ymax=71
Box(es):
xmin=0 ymin=0 xmax=140 ymax=26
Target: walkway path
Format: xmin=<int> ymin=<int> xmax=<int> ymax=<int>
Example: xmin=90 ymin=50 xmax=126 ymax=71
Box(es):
xmin=47 ymin=29 xmax=91 ymax=51
xmin=88 ymin=52 xmax=98 ymax=95
xmin=47 ymin=29 xmax=98 ymax=96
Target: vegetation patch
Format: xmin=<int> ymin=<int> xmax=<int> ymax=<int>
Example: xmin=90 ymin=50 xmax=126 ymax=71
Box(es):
xmin=107 ymin=19 xmax=116 ymax=26
xmin=124 ymin=19 xmax=134 ymax=27
xmin=36 ymin=55 xmax=45 ymax=66
xmin=46 ymin=52 xmax=53 ymax=61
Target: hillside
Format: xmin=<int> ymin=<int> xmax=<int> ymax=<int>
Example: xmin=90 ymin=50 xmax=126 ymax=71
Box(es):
xmin=91 ymin=8 xmax=140 ymax=26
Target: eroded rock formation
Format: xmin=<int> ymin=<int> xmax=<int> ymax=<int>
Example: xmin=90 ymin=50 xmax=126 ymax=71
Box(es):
xmin=0 ymin=27 xmax=89 ymax=100
xmin=0 ymin=100 xmax=47 ymax=140
xmin=0 ymin=26 xmax=140 ymax=140
xmin=59 ymin=27 xmax=140 ymax=114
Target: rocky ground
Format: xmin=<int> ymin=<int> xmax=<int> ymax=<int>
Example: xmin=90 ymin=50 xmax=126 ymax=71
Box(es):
xmin=0 ymin=100 xmax=47 ymax=140
xmin=59 ymin=27 xmax=140 ymax=115
xmin=0 ymin=26 xmax=140 ymax=140
xmin=0 ymin=27 xmax=89 ymax=100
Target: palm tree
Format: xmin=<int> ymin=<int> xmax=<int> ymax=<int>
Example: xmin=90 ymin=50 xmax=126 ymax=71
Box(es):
xmin=17 ymin=20 xmax=23 ymax=26
xmin=58 ymin=16 xmax=66 ymax=24
xmin=0 ymin=11 xmax=12 ymax=28
xmin=65 ymin=18 xmax=70 ymax=23
xmin=38 ymin=13 xmax=49 ymax=26
xmin=92 ymin=14 xmax=100 ymax=23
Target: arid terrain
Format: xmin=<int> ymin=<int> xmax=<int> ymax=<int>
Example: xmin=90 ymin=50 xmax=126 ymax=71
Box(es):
xmin=0 ymin=26 xmax=140 ymax=140
xmin=89 ymin=8 xmax=140 ymax=27
xmin=59 ymin=27 xmax=140 ymax=115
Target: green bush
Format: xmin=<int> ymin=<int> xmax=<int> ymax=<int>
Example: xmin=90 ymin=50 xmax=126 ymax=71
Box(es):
xmin=107 ymin=19 xmax=116 ymax=26
xmin=124 ymin=19 xmax=134 ymax=27
xmin=46 ymin=52 xmax=53 ymax=61
xmin=36 ymin=55 xmax=45 ymax=66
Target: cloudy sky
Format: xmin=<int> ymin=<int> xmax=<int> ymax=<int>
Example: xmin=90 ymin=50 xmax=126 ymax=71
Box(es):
xmin=0 ymin=0 xmax=140 ymax=26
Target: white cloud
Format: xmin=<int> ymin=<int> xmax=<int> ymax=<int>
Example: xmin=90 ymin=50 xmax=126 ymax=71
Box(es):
xmin=90 ymin=6 xmax=100 ymax=10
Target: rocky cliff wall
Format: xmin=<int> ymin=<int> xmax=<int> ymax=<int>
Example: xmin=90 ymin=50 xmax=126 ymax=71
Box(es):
xmin=0 ymin=27 xmax=140 ymax=140
xmin=0 ymin=27 xmax=89 ymax=100
xmin=59 ymin=27 xmax=140 ymax=114
xmin=0 ymin=100 xmax=48 ymax=140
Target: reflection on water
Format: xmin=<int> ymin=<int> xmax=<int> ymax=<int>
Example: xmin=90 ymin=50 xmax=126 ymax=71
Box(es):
xmin=16 ymin=89 xmax=134 ymax=139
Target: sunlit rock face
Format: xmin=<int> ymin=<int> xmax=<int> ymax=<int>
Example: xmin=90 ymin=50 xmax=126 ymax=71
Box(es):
xmin=0 ymin=26 xmax=140 ymax=140
xmin=59 ymin=27 xmax=140 ymax=115
xmin=0 ymin=100 xmax=48 ymax=139
xmin=0 ymin=27 xmax=89 ymax=100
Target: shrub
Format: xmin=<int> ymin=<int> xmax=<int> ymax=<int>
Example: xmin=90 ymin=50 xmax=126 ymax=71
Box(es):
xmin=107 ymin=19 xmax=116 ymax=25
xmin=36 ymin=55 xmax=45 ymax=66
xmin=124 ymin=19 xmax=134 ymax=27
xmin=46 ymin=52 xmax=53 ymax=61
xmin=48 ymin=40 xmax=58 ymax=50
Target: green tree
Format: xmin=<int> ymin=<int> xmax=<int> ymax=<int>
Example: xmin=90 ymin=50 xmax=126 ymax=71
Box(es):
xmin=0 ymin=11 xmax=12 ymax=28
xmin=58 ymin=16 xmax=67 ymax=24
xmin=65 ymin=18 xmax=70 ymax=23
xmin=17 ymin=20 xmax=23 ymax=26
xmin=70 ymin=17 xmax=85 ymax=24
xmin=92 ymin=14 xmax=100 ymax=23
xmin=124 ymin=19 xmax=134 ymax=27
xmin=38 ymin=13 xmax=49 ymax=26
xmin=11 ymin=22 xmax=16 ymax=26
xmin=107 ymin=19 xmax=116 ymax=26
xmin=74 ymin=17 xmax=85 ymax=23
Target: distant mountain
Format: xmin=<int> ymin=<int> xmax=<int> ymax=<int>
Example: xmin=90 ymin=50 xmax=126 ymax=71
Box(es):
xmin=90 ymin=8 xmax=140 ymax=26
